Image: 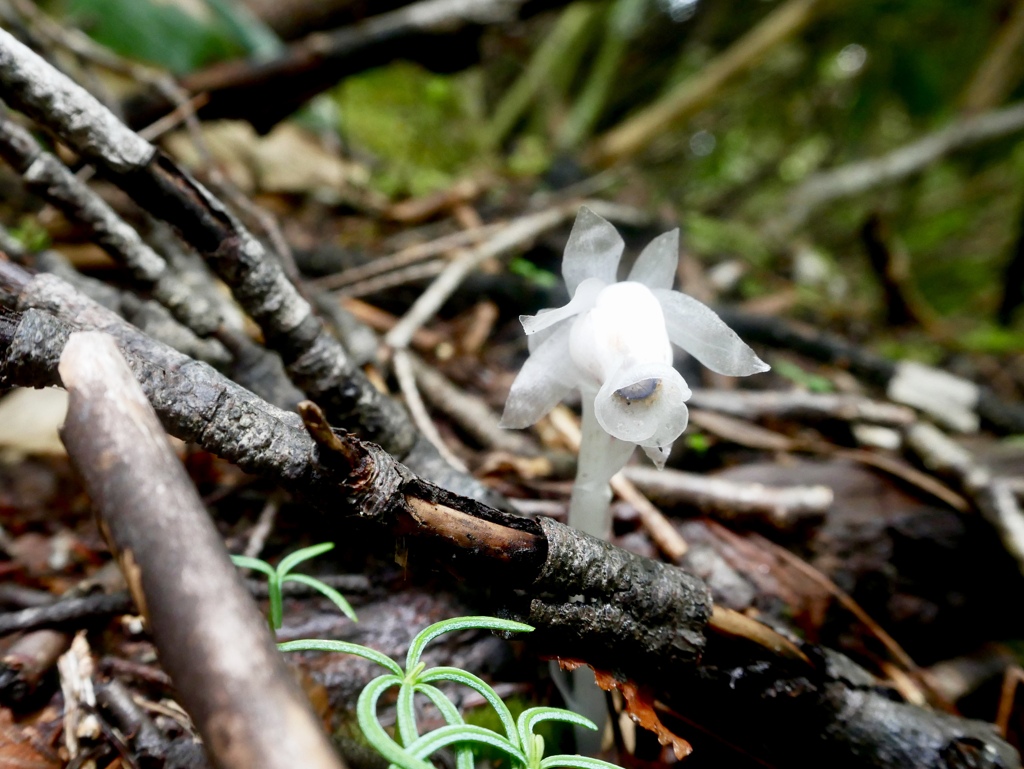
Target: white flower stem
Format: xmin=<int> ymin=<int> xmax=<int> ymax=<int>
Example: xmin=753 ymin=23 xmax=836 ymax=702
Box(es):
xmin=568 ymin=389 xmax=633 ymax=538
xmin=561 ymin=393 xmax=626 ymax=752
xmin=568 ymin=394 xmax=613 ymax=537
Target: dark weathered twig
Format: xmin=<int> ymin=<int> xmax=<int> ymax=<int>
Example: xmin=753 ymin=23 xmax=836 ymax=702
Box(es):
xmin=0 ymin=104 xmax=226 ymax=341
xmin=0 ymin=27 xmax=496 ymax=503
xmin=0 ymin=592 xmax=133 ymax=637
xmin=660 ymin=644 xmax=1019 ymax=769
xmin=95 ymin=678 xmax=170 ymax=765
xmin=0 ymin=225 xmax=229 ymax=366
xmin=0 ymin=560 xmax=126 ymax=711
xmin=0 ymin=629 xmax=70 ymax=707
xmin=0 ymin=577 xmax=369 ymax=638
xmin=58 ymin=331 xmax=344 ymax=769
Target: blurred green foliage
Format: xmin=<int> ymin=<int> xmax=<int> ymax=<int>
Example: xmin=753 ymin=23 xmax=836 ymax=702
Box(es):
xmin=56 ymin=0 xmax=248 ymax=73
xmin=333 ymin=63 xmax=487 ymax=197
xmin=45 ymin=0 xmax=1024 ymax=339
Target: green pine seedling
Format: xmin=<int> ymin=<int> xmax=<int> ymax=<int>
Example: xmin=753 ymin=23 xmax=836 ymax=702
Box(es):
xmin=231 ymin=542 xmax=357 ymax=630
xmin=281 ymin=616 xmax=622 ymax=769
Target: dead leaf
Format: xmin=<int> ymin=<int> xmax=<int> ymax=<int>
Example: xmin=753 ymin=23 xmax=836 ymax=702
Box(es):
xmin=0 ymin=709 xmax=61 ymax=769
xmin=556 ymin=660 xmax=693 ymax=760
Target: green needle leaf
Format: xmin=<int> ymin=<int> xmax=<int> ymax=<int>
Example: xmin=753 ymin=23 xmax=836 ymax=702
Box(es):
xmin=283 ymin=573 xmax=357 ymax=622
xmin=405 ymin=616 xmax=533 ymax=671
xmin=278 ymin=640 xmax=404 ymax=676
xmin=229 ymin=555 xmax=276 ymax=577
xmin=277 ymin=542 xmax=335 ymax=577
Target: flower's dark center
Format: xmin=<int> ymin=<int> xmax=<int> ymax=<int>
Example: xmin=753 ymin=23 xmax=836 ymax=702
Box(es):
xmin=615 ymin=378 xmax=659 ymax=403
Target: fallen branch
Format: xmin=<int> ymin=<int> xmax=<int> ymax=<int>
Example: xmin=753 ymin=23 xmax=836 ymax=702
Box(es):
xmin=623 ymin=465 xmax=832 ymax=529
xmin=0 ymin=105 xmax=228 ymax=345
xmin=687 ymin=388 xmax=916 ymax=427
xmin=0 ymin=28 xmax=499 ymax=504
xmin=124 ymin=0 xmax=540 ymax=133
xmin=58 ymin=331 xmax=344 ymax=769
xmin=0 ymin=224 xmax=229 ymax=367
xmin=716 ymin=308 xmax=1024 ymax=435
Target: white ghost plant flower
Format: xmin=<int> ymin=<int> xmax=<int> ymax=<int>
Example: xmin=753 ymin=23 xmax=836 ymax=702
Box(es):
xmin=501 ymin=206 xmax=769 ymax=538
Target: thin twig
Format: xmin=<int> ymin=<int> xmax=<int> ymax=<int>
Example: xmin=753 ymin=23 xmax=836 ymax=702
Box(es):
xmin=393 ymin=348 xmax=468 ymax=472
xmin=687 ymin=388 xmax=916 ymax=427
xmin=384 ymin=202 xmax=583 ymax=350
xmin=340 ymin=258 xmax=448 ymax=298
xmin=959 ymin=0 xmax=1024 ymax=114
xmin=623 ymin=465 xmax=832 ymax=528
xmin=242 ymin=490 xmax=284 ymax=560
xmin=310 ymin=223 xmax=501 ymax=292
xmin=409 ymin=352 xmax=539 ymax=456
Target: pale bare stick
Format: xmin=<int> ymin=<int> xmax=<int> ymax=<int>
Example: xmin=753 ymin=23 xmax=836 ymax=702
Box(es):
xmin=340 ymin=259 xmax=448 ymax=299
xmin=383 ymin=203 xmax=581 ymax=351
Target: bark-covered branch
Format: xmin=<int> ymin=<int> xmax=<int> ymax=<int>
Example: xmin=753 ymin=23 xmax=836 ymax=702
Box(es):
xmin=58 ymin=331 xmax=344 ymax=769
xmin=125 ymin=0 xmax=543 ymax=133
xmin=0 ymin=104 xmax=225 ymax=340
xmin=0 ymin=27 xmax=499 ymax=504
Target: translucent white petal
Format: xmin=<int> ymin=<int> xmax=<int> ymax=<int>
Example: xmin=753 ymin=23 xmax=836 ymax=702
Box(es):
xmin=641 ymin=444 xmax=671 ymax=470
xmin=627 ymin=229 xmax=679 ymax=290
xmin=500 ymin=326 xmax=581 ymax=429
xmin=520 ymin=277 xmax=604 ymax=336
xmin=562 ymin=206 xmax=624 ymax=295
xmin=527 ymin=323 xmax=556 ymax=354
xmin=568 ymin=282 xmax=672 ymax=384
xmin=653 ymin=288 xmax=770 ymax=377
xmin=639 ymin=399 xmax=689 ymax=449
xmin=593 ymin=362 xmax=691 ymax=445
